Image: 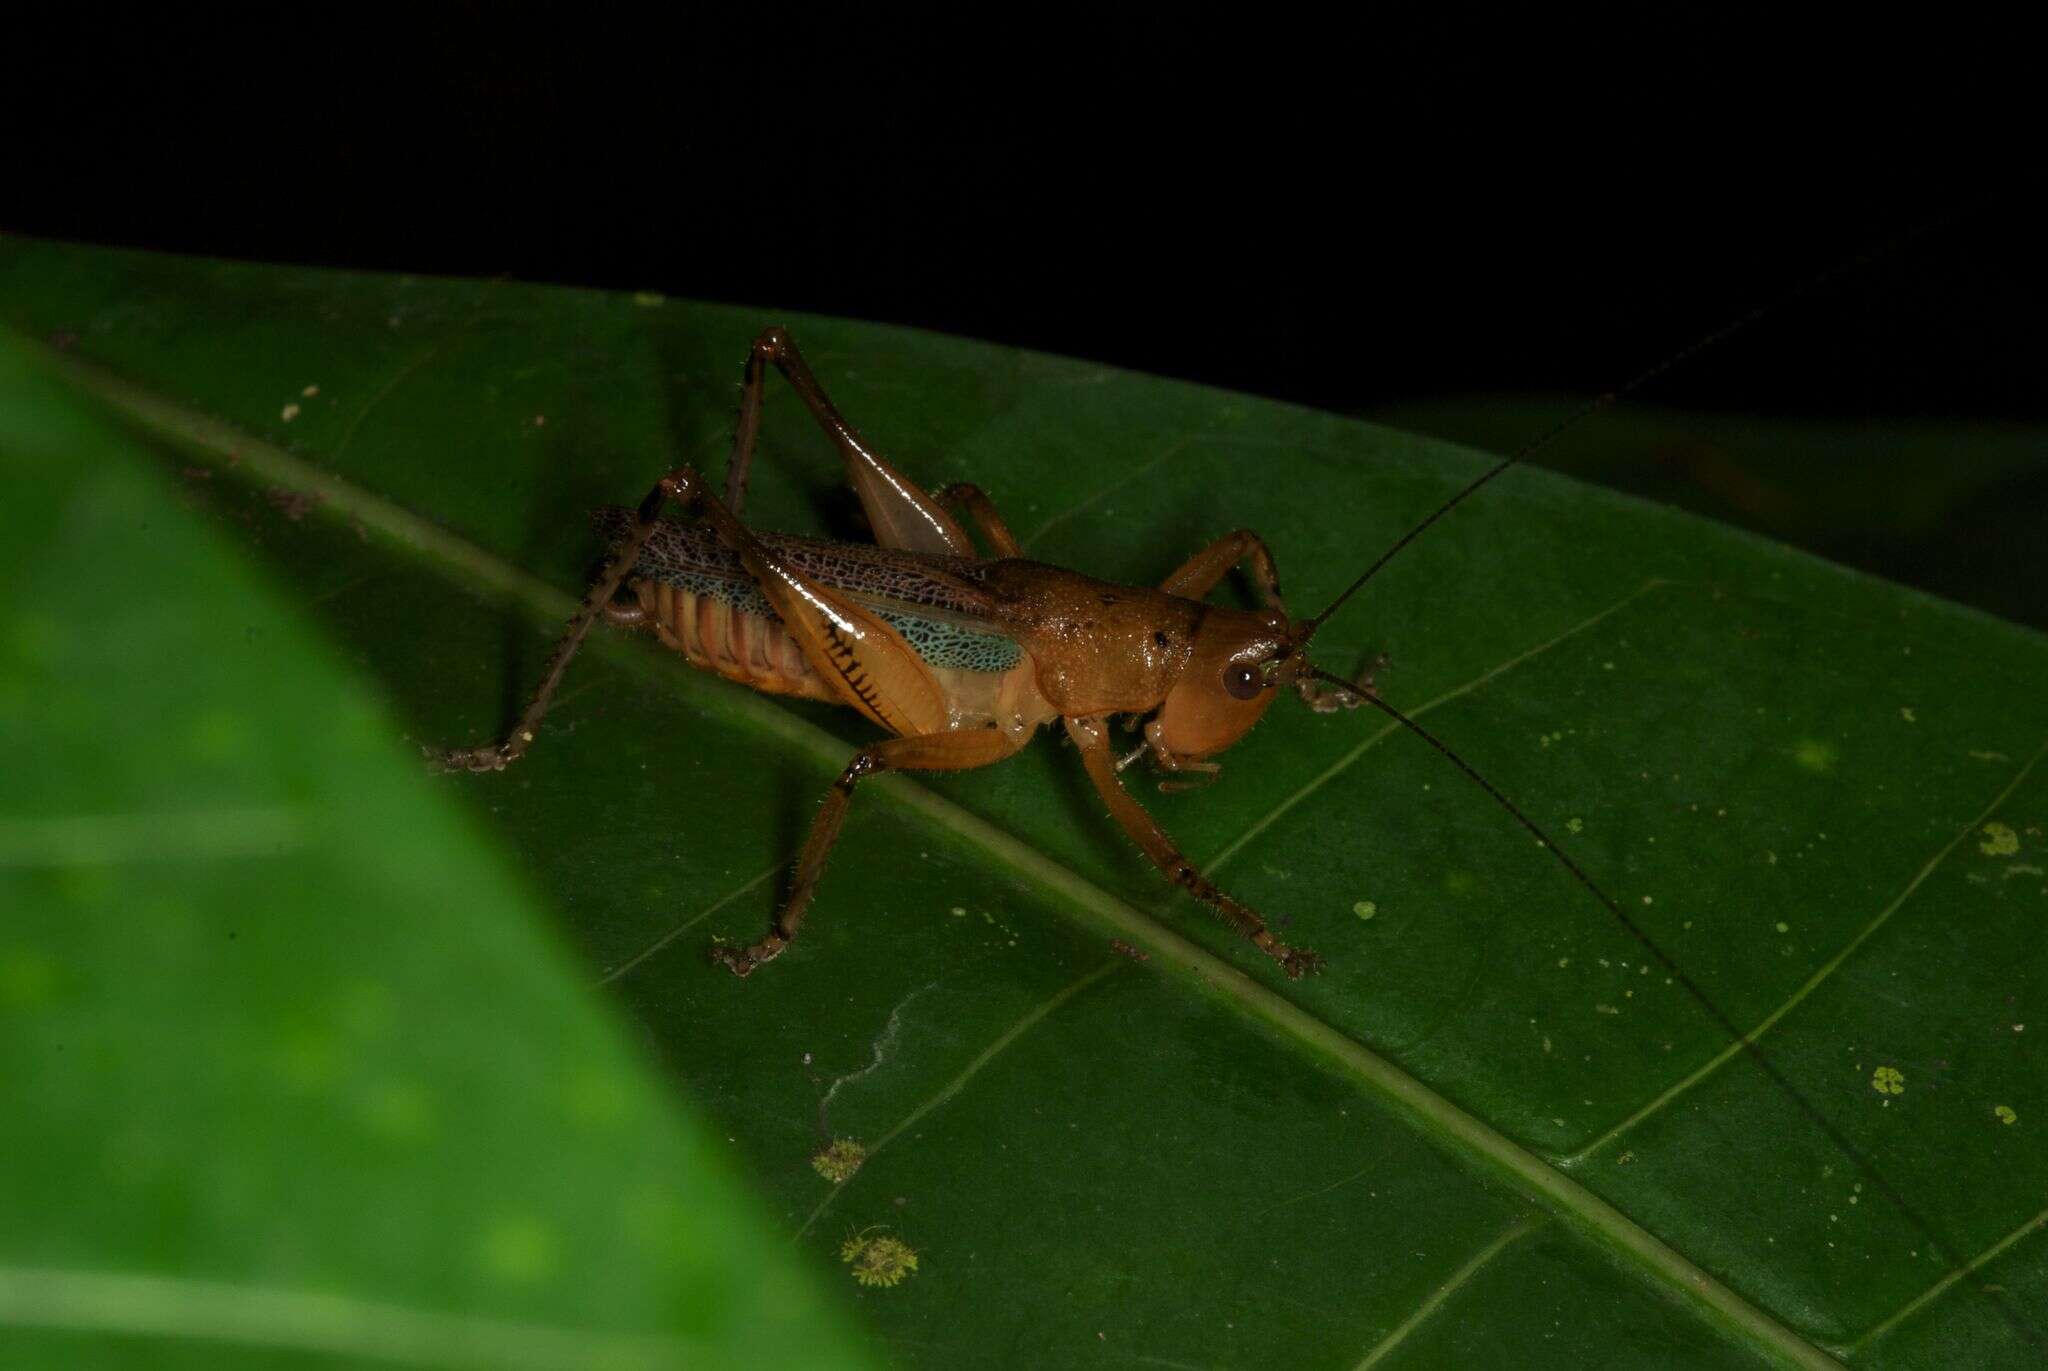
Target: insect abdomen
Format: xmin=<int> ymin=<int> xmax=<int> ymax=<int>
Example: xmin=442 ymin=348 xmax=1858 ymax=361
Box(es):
xmin=624 ymin=572 xmax=1053 ymax=736
xmin=634 ymin=578 xmax=841 ymax=705
xmin=602 ymin=509 xmax=1054 ymax=735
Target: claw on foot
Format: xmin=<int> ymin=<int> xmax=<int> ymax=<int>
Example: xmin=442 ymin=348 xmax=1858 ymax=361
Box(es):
xmin=1299 ymin=651 xmax=1391 ymax=714
xmin=710 ymin=934 xmax=786 ymax=978
xmin=1277 ymin=946 xmax=1326 ymax=979
xmin=428 ymin=743 xmax=513 ymax=774
xmin=710 ymin=946 xmax=759 ymax=978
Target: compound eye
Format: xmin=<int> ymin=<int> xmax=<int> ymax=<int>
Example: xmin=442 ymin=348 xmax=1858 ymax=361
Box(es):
xmin=1222 ymin=662 xmax=1262 ymax=700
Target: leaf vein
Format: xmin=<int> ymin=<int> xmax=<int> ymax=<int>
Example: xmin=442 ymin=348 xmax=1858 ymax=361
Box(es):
xmin=1352 ymin=1214 xmax=1543 ymax=1371
xmin=1847 ymin=1201 xmax=2048 ymax=1354
xmin=1566 ymin=737 xmax=2048 ymax=1164
xmin=1019 ymin=436 xmax=1190 ymax=551
xmin=797 ymin=961 xmax=1118 ymax=1240
xmin=1203 ymin=580 xmax=1665 ymax=877
xmin=0 ymin=1264 xmax=689 ymax=1370
xmin=592 ymin=861 xmax=780 ymax=987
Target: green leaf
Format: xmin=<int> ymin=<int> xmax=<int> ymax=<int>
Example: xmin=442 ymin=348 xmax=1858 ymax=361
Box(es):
xmin=4 ymin=238 xmax=2044 ymax=1369
xmin=0 ymin=305 xmax=871 ymax=1367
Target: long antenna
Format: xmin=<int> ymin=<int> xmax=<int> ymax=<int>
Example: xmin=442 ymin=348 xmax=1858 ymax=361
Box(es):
xmin=1292 ymin=188 xmax=2038 ymax=1349
xmin=1299 ymin=193 xmax=1999 ymax=645
xmin=1318 ymin=670 xmax=2043 ymax=1352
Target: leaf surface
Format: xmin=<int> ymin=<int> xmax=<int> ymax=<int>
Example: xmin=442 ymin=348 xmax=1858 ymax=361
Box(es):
xmin=4 ymin=239 xmax=2045 ymax=1369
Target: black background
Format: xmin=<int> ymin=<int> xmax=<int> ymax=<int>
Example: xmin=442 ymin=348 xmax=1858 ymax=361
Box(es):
xmin=8 ymin=17 xmax=2041 ymax=615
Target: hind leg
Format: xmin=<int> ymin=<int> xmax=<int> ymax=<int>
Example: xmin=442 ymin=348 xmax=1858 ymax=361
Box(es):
xmin=719 ymin=326 xmax=975 ymax=556
xmin=431 ymin=465 xmax=726 ymax=772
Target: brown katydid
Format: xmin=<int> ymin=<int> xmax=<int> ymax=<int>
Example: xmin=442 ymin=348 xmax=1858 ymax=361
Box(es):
xmin=418 ymin=283 xmax=1898 ymax=1004
xmin=423 ymin=319 xmax=1841 ymax=987
xmin=436 ymin=325 xmax=1387 ymax=979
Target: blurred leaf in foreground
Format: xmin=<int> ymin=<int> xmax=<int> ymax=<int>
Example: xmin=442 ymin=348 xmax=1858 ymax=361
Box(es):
xmin=0 ymin=331 xmax=873 ymax=1370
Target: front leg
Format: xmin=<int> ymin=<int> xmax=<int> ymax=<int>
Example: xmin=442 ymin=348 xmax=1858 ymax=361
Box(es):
xmin=1066 ymin=716 xmax=1323 ymax=979
xmin=1116 ymin=717 xmax=1222 ymax=793
xmin=1298 ymin=650 xmax=1390 ymax=714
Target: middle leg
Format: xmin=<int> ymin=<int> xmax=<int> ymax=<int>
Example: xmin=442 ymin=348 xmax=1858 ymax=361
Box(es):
xmin=932 ymin=482 xmax=1022 ymax=557
xmin=712 ymin=726 xmax=1028 ymax=977
xmin=1157 ymin=528 xmax=1289 ymax=610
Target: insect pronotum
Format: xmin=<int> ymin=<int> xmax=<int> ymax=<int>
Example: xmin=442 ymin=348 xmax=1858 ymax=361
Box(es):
xmin=431 ymin=221 xmax=2036 ymax=1351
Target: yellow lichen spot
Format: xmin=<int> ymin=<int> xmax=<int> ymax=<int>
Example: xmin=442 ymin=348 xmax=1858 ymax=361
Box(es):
xmin=812 ymin=1138 xmax=867 ymax=1184
xmin=1352 ymin=900 xmax=1377 ymax=921
xmin=1995 ymin=1105 xmax=2018 ymax=1125
xmin=1792 ymin=739 xmax=1837 ymax=774
xmin=1775 ymin=921 xmax=1790 ymax=934
xmin=632 ymin=290 xmax=666 ymax=307
xmin=479 ymin=1215 xmax=557 ymax=1284
xmin=1980 ymin=823 xmax=2020 ymax=857
xmin=1900 ymin=707 xmax=1917 ymax=723
xmin=1871 ymin=1065 xmax=1905 ymax=1096
xmin=281 ymin=402 xmax=301 ymax=422
xmin=841 ymin=1230 xmax=919 ymax=1288
xmin=1566 ymin=817 xmax=1584 ymax=835
xmin=301 ymin=383 xmax=320 ymax=398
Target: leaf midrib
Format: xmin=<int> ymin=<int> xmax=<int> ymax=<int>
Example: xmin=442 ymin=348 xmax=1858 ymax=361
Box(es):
xmin=34 ymin=339 xmax=1843 ymax=1371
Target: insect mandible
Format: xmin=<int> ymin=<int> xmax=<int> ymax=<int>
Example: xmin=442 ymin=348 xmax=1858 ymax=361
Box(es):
xmin=434 ymin=325 xmax=1406 ymax=980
